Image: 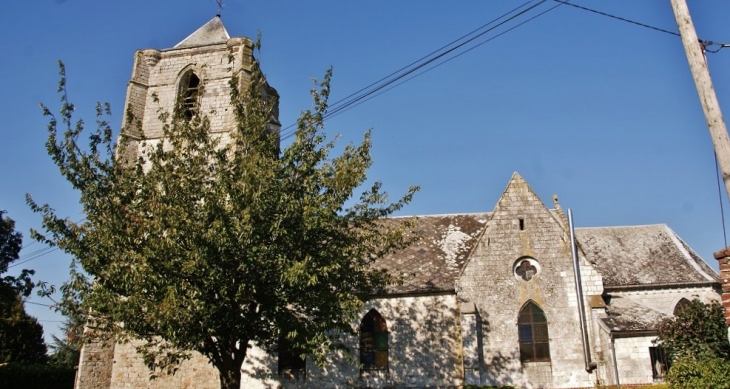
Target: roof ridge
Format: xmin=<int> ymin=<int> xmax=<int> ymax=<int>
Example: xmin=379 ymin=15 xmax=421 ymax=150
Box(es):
xmin=389 ymin=212 xmax=490 ymax=219
xmin=576 ymin=224 xmax=667 ymax=230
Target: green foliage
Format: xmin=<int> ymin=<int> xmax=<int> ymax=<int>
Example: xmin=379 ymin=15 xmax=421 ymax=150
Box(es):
xmin=0 ymin=295 xmax=48 ymax=364
xmin=48 ymin=308 xmax=83 ymax=368
xmin=0 ymin=211 xmax=46 ymax=364
xmin=656 ymin=298 xmax=730 ymax=360
xmin=0 ymin=210 xmax=34 ymax=298
xmin=0 ymin=363 xmax=75 ymax=389
xmin=30 ymin=58 xmax=417 ymax=389
xmin=666 ymin=356 xmax=730 ymax=389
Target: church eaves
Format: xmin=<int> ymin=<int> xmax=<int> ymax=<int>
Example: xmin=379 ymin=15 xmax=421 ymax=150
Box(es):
xmin=174 ymin=15 xmax=230 ymax=49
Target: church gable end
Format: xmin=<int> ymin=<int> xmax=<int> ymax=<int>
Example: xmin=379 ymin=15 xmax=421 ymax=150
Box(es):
xmin=458 ymin=172 xmax=596 ymax=387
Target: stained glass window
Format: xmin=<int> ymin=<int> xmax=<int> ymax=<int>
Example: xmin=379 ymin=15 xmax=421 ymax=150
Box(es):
xmin=360 ymin=309 xmax=388 ymax=371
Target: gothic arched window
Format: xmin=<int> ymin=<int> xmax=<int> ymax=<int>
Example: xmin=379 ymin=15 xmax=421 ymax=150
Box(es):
xmin=277 ymin=338 xmax=305 ymax=379
xmin=360 ymin=309 xmax=388 ymax=371
xmin=179 ymin=71 xmax=200 ymax=120
xmin=518 ymin=301 xmax=551 ymax=363
xmin=673 ymin=298 xmax=692 ymax=316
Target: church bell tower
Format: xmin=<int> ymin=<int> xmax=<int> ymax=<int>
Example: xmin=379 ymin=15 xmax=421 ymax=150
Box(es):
xmin=120 ymin=15 xmax=279 ymax=144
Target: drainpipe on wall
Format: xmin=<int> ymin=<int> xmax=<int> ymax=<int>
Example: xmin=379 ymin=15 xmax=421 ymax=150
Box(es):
xmin=610 ymin=332 xmax=621 ymax=389
xmin=568 ymin=209 xmax=596 ymax=372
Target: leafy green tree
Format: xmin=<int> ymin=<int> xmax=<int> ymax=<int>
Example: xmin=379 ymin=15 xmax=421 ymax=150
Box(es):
xmin=29 ymin=60 xmax=417 ymax=389
xmin=0 ymin=210 xmax=34 ymax=298
xmin=655 ymin=298 xmax=730 ymax=361
xmin=0 ymin=295 xmax=48 ymax=364
xmin=0 ymin=211 xmax=47 ymax=364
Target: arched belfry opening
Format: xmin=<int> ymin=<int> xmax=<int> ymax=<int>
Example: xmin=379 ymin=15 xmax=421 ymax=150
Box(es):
xmin=360 ymin=309 xmax=388 ymax=371
xmin=179 ymin=70 xmax=201 ymax=120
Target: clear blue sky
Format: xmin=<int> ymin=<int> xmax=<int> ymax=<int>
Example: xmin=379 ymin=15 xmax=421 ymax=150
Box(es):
xmin=2 ymin=0 xmax=730 ymax=344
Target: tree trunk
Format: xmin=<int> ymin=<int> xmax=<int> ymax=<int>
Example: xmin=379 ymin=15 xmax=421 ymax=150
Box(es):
xmin=211 ymin=340 xmax=247 ymax=389
xmin=218 ymin=366 xmax=241 ymax=389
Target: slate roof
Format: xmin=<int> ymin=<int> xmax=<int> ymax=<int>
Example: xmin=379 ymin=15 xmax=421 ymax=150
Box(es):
xmin=373 ymin=216 xmax=718 ymax=294
xmin=375 ymin=214 xmax=488 ymax=294
xmin=575 ymin=225 xmax=718 ymax=288
xmin=174 ymin=16 xmax=230 ymax=49
xmin=601 ymin=295 xmax=668 ymax=333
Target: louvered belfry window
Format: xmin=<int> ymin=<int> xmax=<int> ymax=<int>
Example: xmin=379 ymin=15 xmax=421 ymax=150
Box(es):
xmin=180 ymin=71 xmax=200 ymax=120
xmin=518 ymin=301 xmax=551 ymax=363
xmin=360 ymin=309 xmax=388 ymax=371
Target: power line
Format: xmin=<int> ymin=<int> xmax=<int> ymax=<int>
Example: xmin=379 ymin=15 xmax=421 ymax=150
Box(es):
xmin=319 ymin=0 xmax=537 ymax=121
xmin=9 ymin=218 xmax=86 ymax=269
xmin=324 ymin=1 xmax=566 ymax=122
xmin=25 ymin=301 xmax=54 ymax=308
xmin=279 ymin=0 xmax=551 ymax=141
xmin=555 ymin=2 xmax=730 ymax=53
xmin=552 ymin=0 xmax=680 ymax=37
xmin=8 ymin=247 xmax=59 ymax=269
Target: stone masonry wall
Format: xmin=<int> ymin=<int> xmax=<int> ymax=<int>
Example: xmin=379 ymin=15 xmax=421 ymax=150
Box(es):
xmin=102 ymin=294 xmax=462 ymax=389
xmin=122 ymin=37 xmax=254 ymax=143
xmin=108 ymin=340 xmax=219 ymax=389
xmin=241 ymin=294 xmax=463 ymax=389
xmin=457 ymin=174 xmax=601 ymax=388
xmin=75 ymin=338 xmax=115 ymax=389
xmin=612 ymin=336 xmax=656 ymax=385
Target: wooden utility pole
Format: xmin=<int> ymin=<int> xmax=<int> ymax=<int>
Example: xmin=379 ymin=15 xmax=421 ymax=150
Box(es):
xmin=670 ymin=0 xmax=730 ymax=339
xmin=670 ymin=0 xmax=730 ymax=200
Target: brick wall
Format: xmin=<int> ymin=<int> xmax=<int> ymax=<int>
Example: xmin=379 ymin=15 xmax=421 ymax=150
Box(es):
xmin=714 ymin=248 xmax=730 ymax=325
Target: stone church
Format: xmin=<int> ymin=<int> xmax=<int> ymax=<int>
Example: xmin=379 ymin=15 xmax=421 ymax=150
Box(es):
xmin=75 ymin=17 xmax=721 ymax=389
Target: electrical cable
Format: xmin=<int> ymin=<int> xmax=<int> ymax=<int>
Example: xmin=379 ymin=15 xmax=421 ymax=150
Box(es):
xmin=552 ymin=0 xmax=680 ymax=37
xmin=276 ymin=0 xmax=729 ymax=141
xmin=319 ymin=0 xmax=537 ymax=122
xmin=7 ymin=247 xmax=59 ymax=269
xmin=279 ymin=0 xmax=551 ymax=141
xmin=323 ymin=1 xmax=566 ymax=122
xmin=715 ymin=151 xmax=728 ymax=247
xmin=25 ymin=301 xmax=54 ymax=308
xmin=292 ymin=0 xmax=548 ymax=137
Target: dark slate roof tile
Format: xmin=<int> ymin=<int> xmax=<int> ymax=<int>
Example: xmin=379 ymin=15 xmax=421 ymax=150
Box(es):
xmin=376 ymin=213 xmax=489 ymax=293
xmin=575 ymin=225 xmax=718 ymax=287
xmin=374 ymin=215 xmax=717 ymax=294
xmin=601 ymin=295 xmax=668 ymax=332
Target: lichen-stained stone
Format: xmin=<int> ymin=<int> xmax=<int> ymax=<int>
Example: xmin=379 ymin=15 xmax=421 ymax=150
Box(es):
xmin=76 ymin=13 xmax=723 ymax=388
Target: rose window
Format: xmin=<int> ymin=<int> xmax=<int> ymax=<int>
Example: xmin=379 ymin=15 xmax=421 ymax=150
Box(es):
xmin=515 ymin=259 xmax=538 ymax=281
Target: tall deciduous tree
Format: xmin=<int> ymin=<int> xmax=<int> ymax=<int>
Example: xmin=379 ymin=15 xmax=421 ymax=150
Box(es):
xmin=0 ymin=295 xmax=48 ymax=364
xmin=0 ymin=210 xmax=34 ymax=298
xmin=29 ymin=60 xmax=417 ymax=388
xmin=0 ymin=211 xmax=47 ymax=364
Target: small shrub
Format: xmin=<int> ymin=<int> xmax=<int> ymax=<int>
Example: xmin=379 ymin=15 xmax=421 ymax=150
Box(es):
xmin=0 ymin=363 xmax=76 ymax=389
xmin=666 ymin=356 xmax=730 ymax=389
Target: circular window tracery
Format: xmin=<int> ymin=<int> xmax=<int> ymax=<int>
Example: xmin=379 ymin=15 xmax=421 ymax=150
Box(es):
xmin=514 ymin=258 xmax=540 ymax=281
